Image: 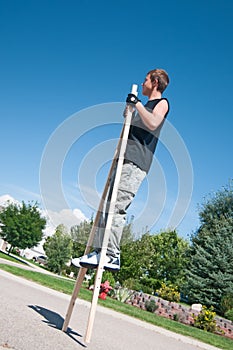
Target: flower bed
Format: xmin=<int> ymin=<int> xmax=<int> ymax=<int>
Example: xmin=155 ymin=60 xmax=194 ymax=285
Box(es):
xmin=127 ymin=291 xmax=233 ymax=339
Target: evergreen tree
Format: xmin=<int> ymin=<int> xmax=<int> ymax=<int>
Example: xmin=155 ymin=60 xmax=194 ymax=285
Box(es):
xmin=0 ymin=201 xmax=46 ymax=252
xmin=184 ymin=184 xmax=233 ymax=312
xmin=43 ymin=224 xmax=73 ymax=274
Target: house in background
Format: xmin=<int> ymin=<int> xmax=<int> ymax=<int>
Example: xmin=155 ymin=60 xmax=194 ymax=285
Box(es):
xmin=20 ymin=245 xmax=45 ymax=260
xmin=0 ymin=237 xmax=7 ymax=252
xmin=0 ymin=220 xmax=7 ymax=251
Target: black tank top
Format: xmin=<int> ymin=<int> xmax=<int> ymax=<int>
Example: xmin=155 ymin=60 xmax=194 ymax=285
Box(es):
xmin=124 ymin=98 xmax=169 ymax=173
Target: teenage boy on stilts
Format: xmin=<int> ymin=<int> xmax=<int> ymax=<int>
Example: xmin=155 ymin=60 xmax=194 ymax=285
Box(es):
xmin=72 ymin=68 xmax=170 ymax=271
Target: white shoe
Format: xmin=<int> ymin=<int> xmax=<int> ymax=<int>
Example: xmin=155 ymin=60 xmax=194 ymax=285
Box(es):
xmin=77 ymin=250 xmax=120 ymax=271
xmin=79 ymin=251 xmax=100 ymax=269
xmin=104 ymin=255 xmax=120 ymax=272
xmin=71 ymin=257 xmax=81 ymax=268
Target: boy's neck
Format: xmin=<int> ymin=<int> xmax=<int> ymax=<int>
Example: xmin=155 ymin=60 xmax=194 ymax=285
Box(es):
xmin=148 ymin=89 xmax=162 ymax=100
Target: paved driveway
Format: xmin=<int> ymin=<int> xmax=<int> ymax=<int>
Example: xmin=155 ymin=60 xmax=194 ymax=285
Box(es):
xmin=0 ymin=268 xmax=221 ymax=350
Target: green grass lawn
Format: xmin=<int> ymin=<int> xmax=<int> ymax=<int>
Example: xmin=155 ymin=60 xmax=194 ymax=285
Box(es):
xmin=0 ymin=251 xmax=27 ymax=264
xmin=0 ymin=251 xmax=48 ymax=269
xmin=0 ymin=262 xmax=232 ymax=350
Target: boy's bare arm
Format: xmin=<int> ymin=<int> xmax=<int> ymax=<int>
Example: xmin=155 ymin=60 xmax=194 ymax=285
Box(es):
xmin=135 ymin=99 xmax=168 ymax=131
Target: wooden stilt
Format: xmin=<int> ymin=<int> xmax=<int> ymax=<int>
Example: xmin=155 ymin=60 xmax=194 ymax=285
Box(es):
xmin=62 ymin=132 xmax=122 ymax=333
xmin=62 ymin=84 xmax=138 ymax=343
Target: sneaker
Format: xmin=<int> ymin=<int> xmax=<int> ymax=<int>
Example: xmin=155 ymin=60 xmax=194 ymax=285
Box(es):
xmin=79 ymin=251 xmax=100 ymax=269
xmin=104 ymin=255 xmax=120 ymax=272
xmin=71 ymin=257 xmax=81 ymax=268
xmin=78 ymin=251 xmax=120 ymax=271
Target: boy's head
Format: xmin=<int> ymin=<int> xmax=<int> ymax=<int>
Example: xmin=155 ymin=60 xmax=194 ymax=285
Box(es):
xmin=147 ymin=69 xmax=169 ymax=93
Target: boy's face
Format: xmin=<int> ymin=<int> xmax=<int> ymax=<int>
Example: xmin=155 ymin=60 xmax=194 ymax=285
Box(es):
xmin=141 ymin=74 xmax=153 ymax=96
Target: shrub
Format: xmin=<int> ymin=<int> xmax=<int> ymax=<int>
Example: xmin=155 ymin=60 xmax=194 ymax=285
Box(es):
xmin=141 ymin=285 xmax=154 ymax=295
xmin=123 ymin=278 xmax=140 ymax=290
xmin=220 ymin=293 xmax=233 ymax=315
xmin=145 ymin=299 xmax=158 ymax=313
xmin=112 ymin=287 xmax=134 ymax=303
xmin=156 ymin=283 xmax=180 ymax=302
xmin=88 ymin=270 xmax=115 ymax=288
xmin=225 ymin=308 xmax=233 ymax=322
xmin=193 ymin=306 xmax=217 ymax=333
xmin=173 ymin=313 xmax=180 ymax=321
xmin=102 ymin=271 xmax=115 ymax=287
xmin=123 ymin=278 xmax=153 ymax=294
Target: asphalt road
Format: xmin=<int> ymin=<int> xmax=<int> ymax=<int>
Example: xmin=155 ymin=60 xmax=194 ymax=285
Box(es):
xmin=0 ymin=268 xmax=221 ymax=350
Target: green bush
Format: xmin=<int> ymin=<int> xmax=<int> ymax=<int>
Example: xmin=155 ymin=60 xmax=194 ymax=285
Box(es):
xmin=102 ymin=271 xmax=115 ymax=287
xmin=141 ymin=285 xmax=154 ymax=295
xmin=156 ymin=282 xmax=180 ymax=302
xmin=220 ymin=293 xmax=233 ymax=315
xmin=123 ymin=277 xmax=137 ymax=290
xmin=88 ymin=270 xmax=115 ymax=288
xmin=173 ymin=313 xmax=179 ymax=321
xmin=112 ymin=287 xmax=134 ymax=303
xmin=193 ymin=306 xmax=217 ymax=333
xmin=145 ymin=299 xmax=158 ymax=313
xmin=225 ymin=308 xmax=233 ymax=322
xmin=123 ymin=278 xmax=150 ymax=293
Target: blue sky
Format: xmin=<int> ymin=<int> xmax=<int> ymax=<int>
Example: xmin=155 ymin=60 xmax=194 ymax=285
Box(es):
xmin=0 ymin=0 xmax=232 ymax=239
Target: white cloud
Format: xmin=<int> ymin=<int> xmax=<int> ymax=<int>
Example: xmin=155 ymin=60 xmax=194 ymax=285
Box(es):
xmin=0 ymin=194 xmax=20 ymax=207
xmin=44 ymin=208 xmax=88 ymax=236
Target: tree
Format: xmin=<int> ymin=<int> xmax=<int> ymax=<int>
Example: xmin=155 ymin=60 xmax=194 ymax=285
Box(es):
xmin=0 ymin=201 xmax=46 ymax=252
xmin=143 ymin=230 xmax=189 ymax=291
xmin=114 ymin=219 xmax=147 ymax=288
xmin=120 ymin=215 xmax=135 ymax=246
xmin=184 ymin=184 xmax=233 ymax=313
xmin=119 ymin=232 xmax=152 ymax=283
xmin=70 ymin=219 xmax=93 ymax=258
xmin=43 ymin=224 xmax=73 ymax=274
xmin=117 ymin=229 xmax=189 ymax=292
xmin=70 ymin=215 xmax=135 ymax=259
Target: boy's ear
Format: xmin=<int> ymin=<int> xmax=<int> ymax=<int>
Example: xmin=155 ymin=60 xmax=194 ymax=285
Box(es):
xmin=152 ymin=78 xmax=158 ymax=88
